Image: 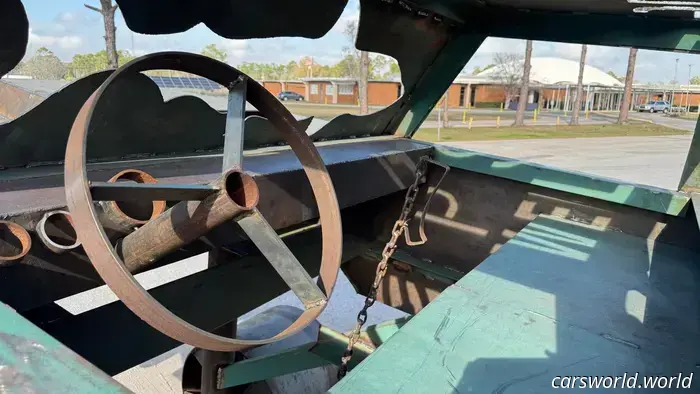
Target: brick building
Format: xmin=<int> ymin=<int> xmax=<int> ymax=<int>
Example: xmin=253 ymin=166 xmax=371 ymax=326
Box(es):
xmin=261 ymin=81 xmax=306 ymax=98
xmin=261 ymin=77 xmax=404 ymax=106
xmin=253 ymin=57 xmax=700 ymax=112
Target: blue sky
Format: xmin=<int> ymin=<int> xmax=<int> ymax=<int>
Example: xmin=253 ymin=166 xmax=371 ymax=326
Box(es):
xmin=22 ymin=0 xmax=360 ymax=65
xmin=20 ymin=0 xmax=700 ymax=83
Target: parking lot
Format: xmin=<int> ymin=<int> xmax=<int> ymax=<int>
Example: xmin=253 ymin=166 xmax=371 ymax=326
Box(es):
xmin=443 ymin=134 xmax=693 ymax=190
xmin=628 ymin=111 xmax=697 ymax=131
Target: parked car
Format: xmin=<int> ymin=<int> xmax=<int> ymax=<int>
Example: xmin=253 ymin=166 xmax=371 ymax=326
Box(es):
xmin=278 ymin=91 xmax=304 ymax=101
xmin=638 ymin=101 xmax=670 ymax=113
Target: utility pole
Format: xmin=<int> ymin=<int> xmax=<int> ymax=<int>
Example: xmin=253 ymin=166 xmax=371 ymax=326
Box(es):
xmin=687 ymin=64 xmax=693 ymax=112
xmin=671 ymin=57 xmax=679 ymax=110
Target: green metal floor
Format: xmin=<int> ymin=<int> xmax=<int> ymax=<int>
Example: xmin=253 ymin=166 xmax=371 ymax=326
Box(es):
xmin=331 ymin=215 xmax=700 ymax=393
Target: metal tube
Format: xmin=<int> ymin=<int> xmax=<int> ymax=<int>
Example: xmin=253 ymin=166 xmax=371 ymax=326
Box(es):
xmin=117 ymin=170 xmax=259 ymax=273
xmin=0 ymin=221 xmax=31 ymax=266
xmin=36 ymin=211 xmax=80 ymax=254
xmin=97 ymin=169 xmax=167 ymax=235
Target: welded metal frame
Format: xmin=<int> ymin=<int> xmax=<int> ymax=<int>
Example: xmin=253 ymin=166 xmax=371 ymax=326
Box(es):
xmin=64 ymin=52 xmax=342 ymax=352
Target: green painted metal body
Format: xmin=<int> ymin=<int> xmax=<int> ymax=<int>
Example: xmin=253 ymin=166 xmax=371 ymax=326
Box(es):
xmin=691 ymin=194 xmax=700 ymax=230
xmin=361 ymin=317 xmax=411 ymax=348
xmin=332 ymin=215 xmax=700 ymax=393
xmin=4 ymin=1 xmax=700 ymax=391
xmin=0 ymin=301 xmax=129 ymax=393
xmin=680 ymin=122 xmax=700 ymax=192
xmin=365 ymin=245 xmax=463 ymax=285
xmin=396 ymin=33 xmax=486 ymax=137
xmin=433 ymin=145 xmax=691 ymax=215
xmin=219 ymin=340 xmax=331 ymax=389
xmin=219 ymin=320 xmax=408 ymax=389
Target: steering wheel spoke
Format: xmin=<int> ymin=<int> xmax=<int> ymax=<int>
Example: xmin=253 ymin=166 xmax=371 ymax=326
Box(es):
xmin=90 ymin=182 xmax=219 ymax=202
xmin=237 ymin=209 xmax=327 ymax=308
xmin=222 ymin=75 xmax=248 ymax=172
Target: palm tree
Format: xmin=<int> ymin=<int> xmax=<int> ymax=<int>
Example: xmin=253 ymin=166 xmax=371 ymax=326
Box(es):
xmin=514 ymin=40 xmax=533 ymax=126
xmin=618 ymin=48 xmax=638 ymax=124
xmin=570 ymin=44 xmax=587 ymax=125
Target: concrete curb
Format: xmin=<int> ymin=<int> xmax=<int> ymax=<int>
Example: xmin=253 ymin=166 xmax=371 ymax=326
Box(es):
xmin=594 ymin=111 xmax=655 ymax=124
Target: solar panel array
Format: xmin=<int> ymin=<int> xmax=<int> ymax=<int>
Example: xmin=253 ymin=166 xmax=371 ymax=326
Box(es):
xmin=149 ymin=76 xmax=222 ymax=90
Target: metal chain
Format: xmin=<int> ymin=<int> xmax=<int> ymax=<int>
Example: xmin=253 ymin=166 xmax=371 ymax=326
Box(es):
xmin=337 ymin=155 xmax=433 ymax=379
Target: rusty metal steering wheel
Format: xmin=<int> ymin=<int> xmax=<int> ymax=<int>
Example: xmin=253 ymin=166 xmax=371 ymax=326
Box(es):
xmin=64 ymin=52 xmax=342 ymax=352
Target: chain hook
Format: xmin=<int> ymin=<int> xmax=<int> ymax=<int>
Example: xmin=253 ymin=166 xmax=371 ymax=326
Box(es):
xmin=337 ymin=155 xmax=450 ymax=379
xmin=403 ymin=158 xmax=450 ymax=246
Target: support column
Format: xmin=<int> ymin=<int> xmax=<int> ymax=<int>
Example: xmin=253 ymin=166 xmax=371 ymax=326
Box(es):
xmin=618 ymin=93 xmax=622 ymax=110
xmin=198 ymin=249 xmax=239 ymax=394
xmin=608 ymin=92 xmax=613 ymax=110
xmin=604 ymin=92 xmax=608 ymax=110
xmin=304 ymin=82 xmax=310 ymax=101
xmin=585 ymin=85 xmax=592 ymax=111
xmin=332 ymin=82 xmax=338 ymax=104
xmin=603 ymin=92 xmax=610 ymax=111
xmin=466 ymin=83 xmax=472 ymax=108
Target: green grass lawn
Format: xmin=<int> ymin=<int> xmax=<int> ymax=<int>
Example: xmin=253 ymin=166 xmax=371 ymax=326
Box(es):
xmin=282 ymin=102 xmax=512 ymax=121
xmin=413 ymin=124 xmax=690 ymax=142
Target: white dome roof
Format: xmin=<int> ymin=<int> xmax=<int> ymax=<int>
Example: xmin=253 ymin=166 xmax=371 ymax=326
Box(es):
xmin=479 ymin=57 xmax=623 ymax=87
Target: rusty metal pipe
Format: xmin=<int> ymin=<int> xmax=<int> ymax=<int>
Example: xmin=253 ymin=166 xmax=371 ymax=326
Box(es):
xmin=36 ymin=211 xmax=81 ymax=254
xmin=0 ymin=221 xmax=31 ymax=266
xmin=117 ymin=170 xmax=259 ymax=273
xmin=97 ymin=169 xmax=167 ymax=235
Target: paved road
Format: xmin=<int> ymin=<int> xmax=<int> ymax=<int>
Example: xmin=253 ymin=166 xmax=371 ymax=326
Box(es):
xmin=625 ymin=111 xmax=698 ymax=131
xmin=422 ymin=110 xmax=700 ymax=130
xmin=421 ymin=116 xmax=613 ymax=129
xmin=442 ymin=134 xmax=693 ymax=190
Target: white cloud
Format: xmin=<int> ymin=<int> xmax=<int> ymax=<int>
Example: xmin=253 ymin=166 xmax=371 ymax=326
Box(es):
xmin=28 ymin=28 xmax=83 ymax=50
xmin=220 ymin=40 xmax=248 ymax=63
xmin=55 ymin=11 xmax=77 ymax=24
